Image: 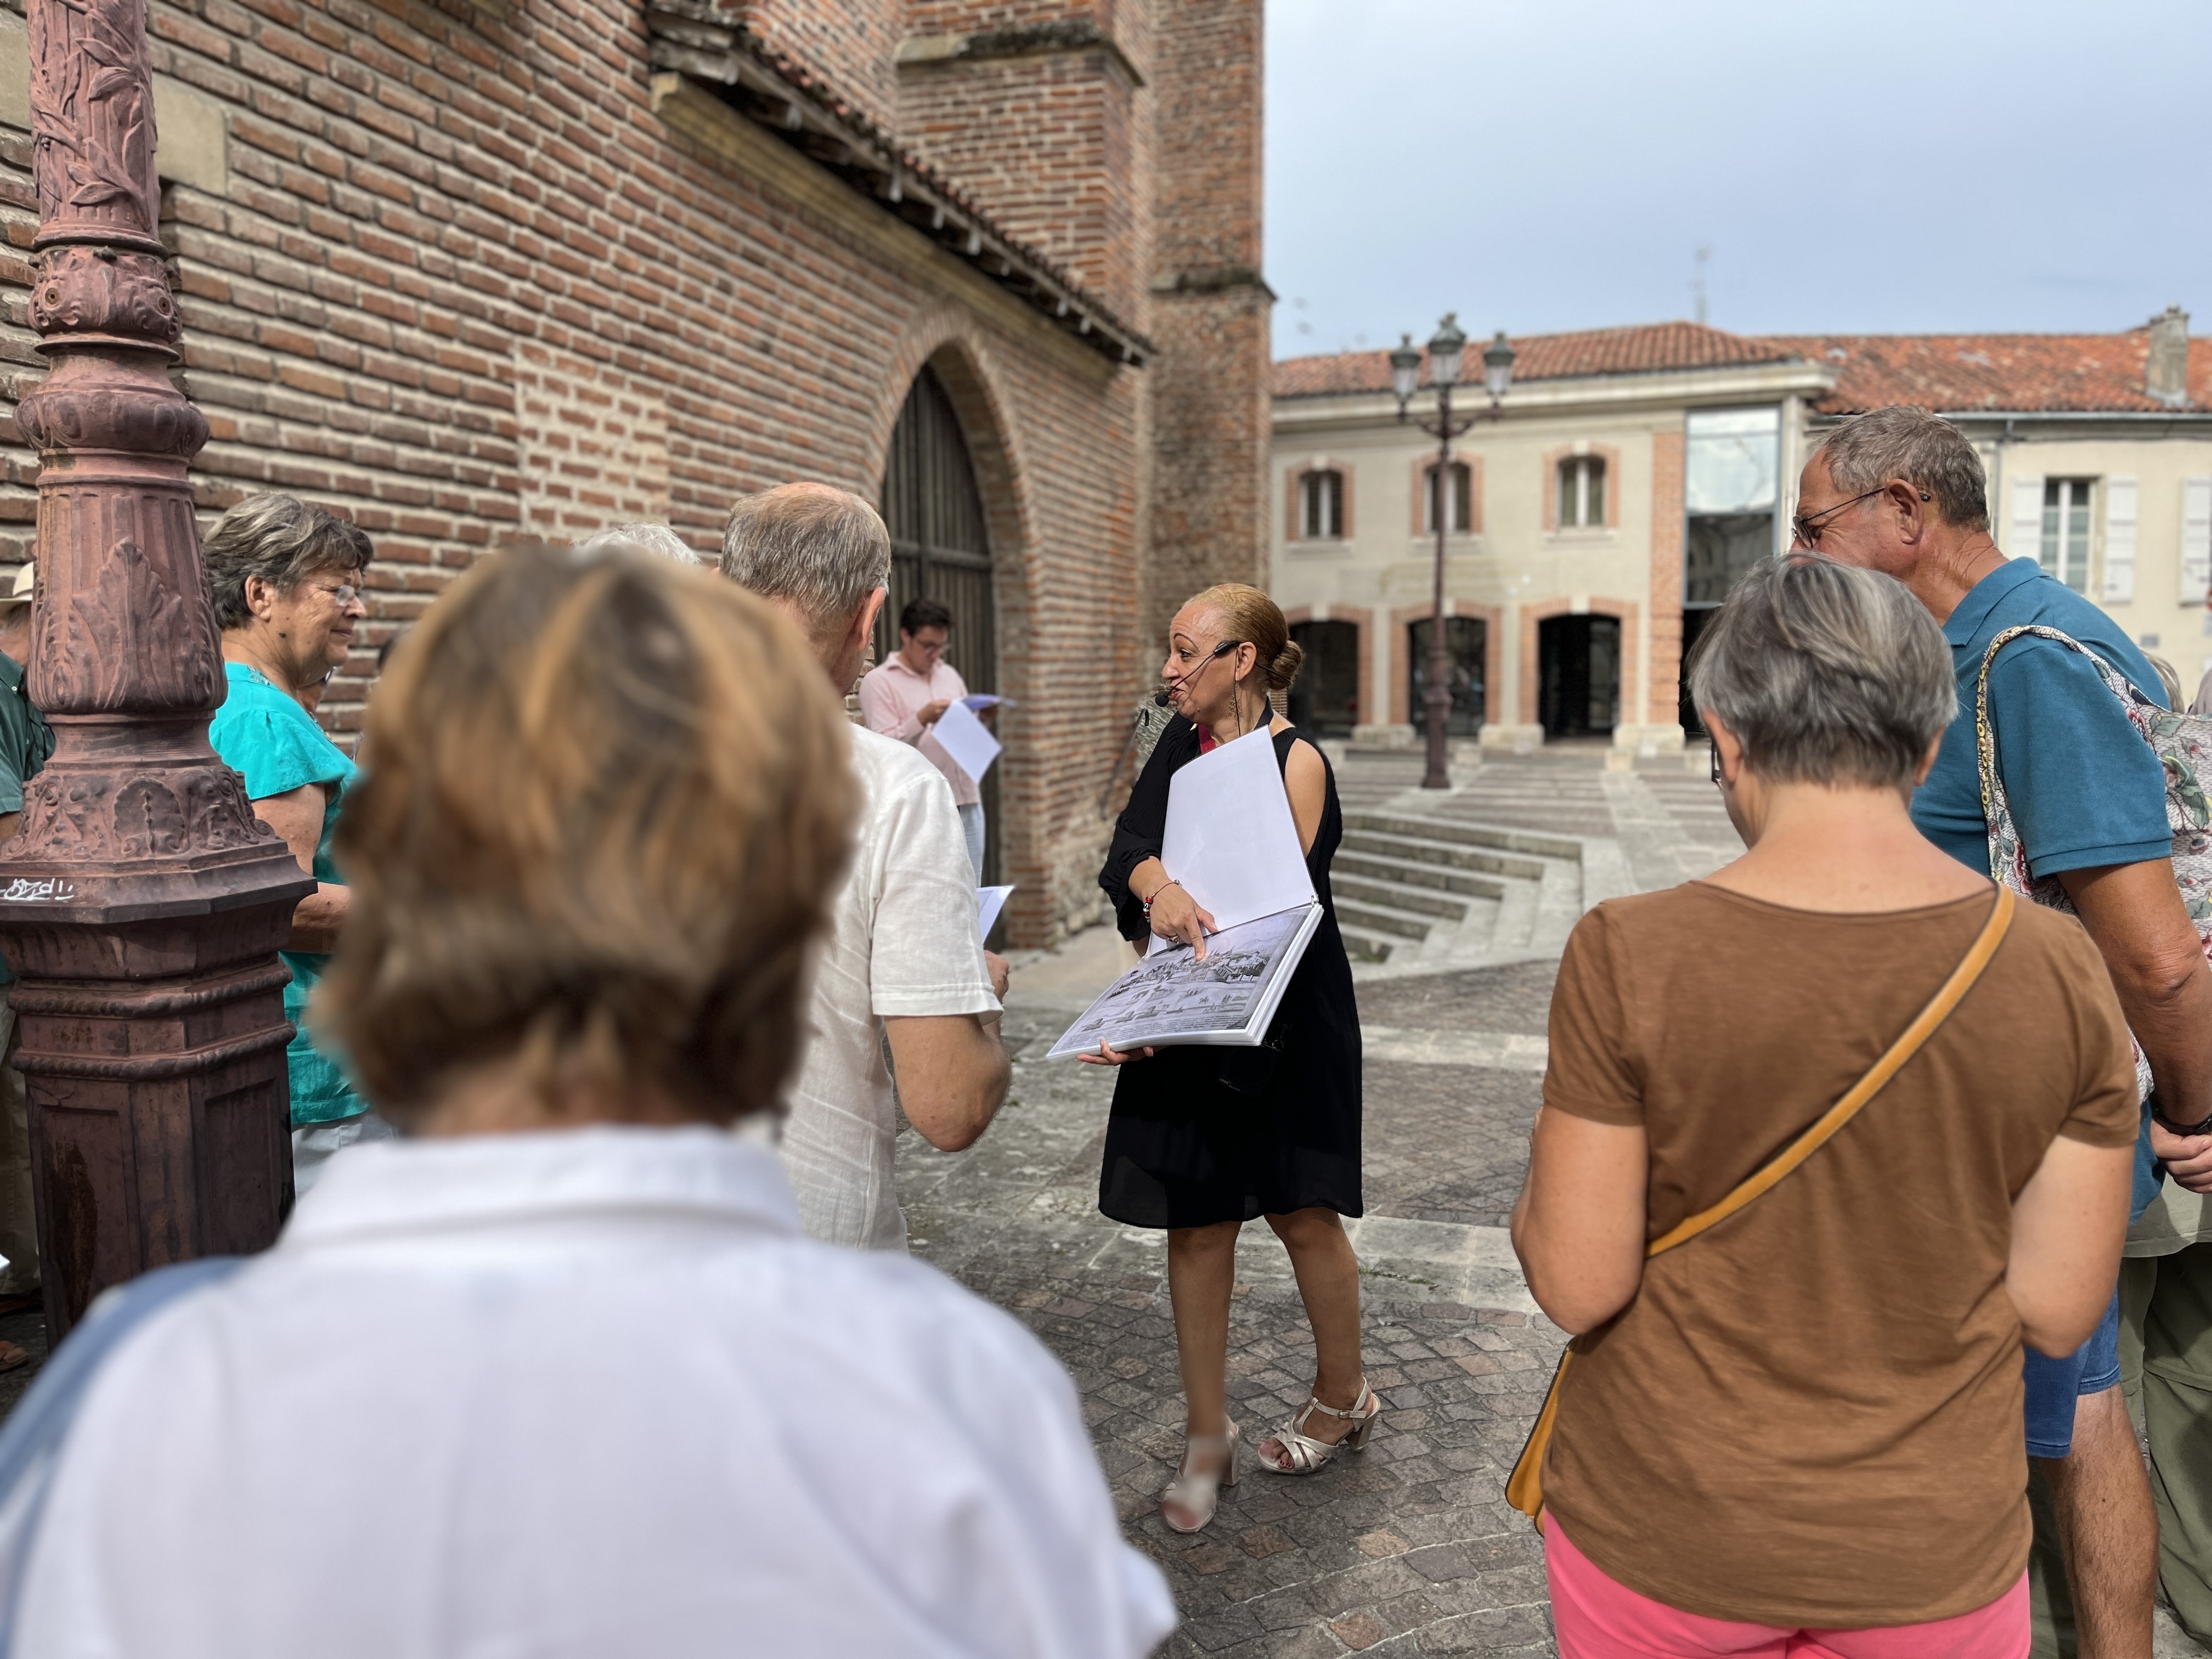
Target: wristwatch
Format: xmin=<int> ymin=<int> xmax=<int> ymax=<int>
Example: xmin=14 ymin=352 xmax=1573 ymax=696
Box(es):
xmin=2150 ymin=1092 xmax=2212 ymax=1139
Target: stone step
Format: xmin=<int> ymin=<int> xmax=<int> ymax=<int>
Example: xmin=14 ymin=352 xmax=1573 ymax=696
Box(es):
xmin=1331 ymin=873 xmax=1474 ymax=921
xmin=1333 ymin=898 xmax=1436 ymax=941
xmin=1342 ymin=812 xmax=1583 ymax=862
xmin=1338 ymin=926 xmax=1395 ymax=963
xmin=1339 ymin=829 xmax=1550 ymax=881
xmin=1332 ymin=851 xmax=1507 ymax=900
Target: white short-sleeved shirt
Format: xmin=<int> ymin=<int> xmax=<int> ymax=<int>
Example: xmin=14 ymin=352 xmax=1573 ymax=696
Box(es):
xmin=16 ymin=1127 xmax=1176 ymax=1659
xmin=782 ymin=726 xmax=998 ymax=1250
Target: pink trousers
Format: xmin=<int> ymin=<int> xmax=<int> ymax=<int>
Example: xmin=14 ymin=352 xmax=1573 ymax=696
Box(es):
xmin=1545 ymin=1521 xmax=2030 ymax=1659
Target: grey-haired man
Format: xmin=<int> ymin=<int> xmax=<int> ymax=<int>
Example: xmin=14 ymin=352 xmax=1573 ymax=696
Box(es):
xmin=1798 ymin=406 xmax=2212 ymax=1658
xmin=721 ymin=483 xmax=1011 ymax=1250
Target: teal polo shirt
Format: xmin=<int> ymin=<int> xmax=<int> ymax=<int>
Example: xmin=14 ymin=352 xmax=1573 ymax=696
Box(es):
xmin=207 ymin=663 xmax=365 ymax=1127
xmin=1912 ymin=557 xmax=2170 ymax=881
xmin=0 ymin=652 xmax=54 ymax=989
xmin=1913 ymin=556 xmax=2170 ymax=1215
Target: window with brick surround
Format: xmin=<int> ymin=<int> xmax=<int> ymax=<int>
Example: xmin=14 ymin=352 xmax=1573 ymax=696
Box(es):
xmin=2041 ymin=478 xmax=2095 ymax=594
xmin=1558 ymin=456 xmax=1606 ymax=529
xmin=1301 ymin=469 xmax=1345 ymax=540
xmin=1423 ymin=461 xmax=1472 ymax=535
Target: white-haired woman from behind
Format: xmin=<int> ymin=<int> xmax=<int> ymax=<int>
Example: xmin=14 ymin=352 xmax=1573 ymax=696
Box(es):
xmin=1514 ymin=553 xmax=2137 ymax=1656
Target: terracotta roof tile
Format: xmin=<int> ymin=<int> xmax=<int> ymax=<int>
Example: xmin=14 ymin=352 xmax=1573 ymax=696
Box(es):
xmin=1273 ymin=321 xmax=1801 ymax=398
xmin=1765 ymin=332 xmax=2208 ymax=415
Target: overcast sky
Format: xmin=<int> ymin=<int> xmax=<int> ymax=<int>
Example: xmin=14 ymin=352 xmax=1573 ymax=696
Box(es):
xmin=1265 ymin=0 xmax=2212 ymax=362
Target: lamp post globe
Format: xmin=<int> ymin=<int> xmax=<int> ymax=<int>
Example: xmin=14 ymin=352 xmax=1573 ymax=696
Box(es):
xmin=1426 ymin=313 xmax=1467 ymax=389
xmin=1389 ymin=334 xmax=1423 ymax=415
xmin=1483 ymin=329 xmax=1516 ymax=405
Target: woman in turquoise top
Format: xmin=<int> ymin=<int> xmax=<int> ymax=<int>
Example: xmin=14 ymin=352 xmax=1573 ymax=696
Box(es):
xmin=201 ymin=495 xmax=375 ymax=1187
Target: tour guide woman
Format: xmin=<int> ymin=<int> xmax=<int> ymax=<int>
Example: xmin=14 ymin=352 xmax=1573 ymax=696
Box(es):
xmin=1090 ymin=582 xmax=1369 ymax=1534
xmin=1513 ymin=555 xmax=2137 ymax=1655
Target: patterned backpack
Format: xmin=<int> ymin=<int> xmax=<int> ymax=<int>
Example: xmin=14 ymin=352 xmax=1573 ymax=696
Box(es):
xmin=1975 ymin=625 xmax=2212 ymax=952
xmin=1976 ymin=624 xmax=2212 ymax=1247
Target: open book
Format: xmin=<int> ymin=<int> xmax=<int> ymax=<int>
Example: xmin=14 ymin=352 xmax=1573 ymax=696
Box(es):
xmin=1046 ymin=902 xmax=1323 ymax=1058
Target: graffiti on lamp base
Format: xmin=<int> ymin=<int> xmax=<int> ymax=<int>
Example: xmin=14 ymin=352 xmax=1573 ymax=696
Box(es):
xmin=0 ymin=878 xmax=77 ymax=902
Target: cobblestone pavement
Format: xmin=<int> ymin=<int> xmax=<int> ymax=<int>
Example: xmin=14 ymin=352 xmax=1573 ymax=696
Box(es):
xmin=904 ymin=954 xmax=1571 ymax=1658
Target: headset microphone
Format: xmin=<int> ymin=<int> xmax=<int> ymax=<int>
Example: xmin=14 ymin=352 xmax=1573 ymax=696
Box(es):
xmin=1154 ymin=639 xmax=1240 ymax=706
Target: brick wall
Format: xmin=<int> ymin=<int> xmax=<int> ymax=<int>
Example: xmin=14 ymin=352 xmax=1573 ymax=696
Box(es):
xmin=1143 ymin=0 xmax=1267 ymax=651
xmin=733 ymin=0 xmax=903 ymax=132
xmin=0 ymin=0 xmax=1263 ymax=946
xmin=897 ymin=40 xmax=1149 ymax=323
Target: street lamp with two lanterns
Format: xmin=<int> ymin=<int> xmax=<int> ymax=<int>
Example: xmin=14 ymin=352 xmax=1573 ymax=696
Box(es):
xmin=1391 ymin=315 xmax=1515 ymax=789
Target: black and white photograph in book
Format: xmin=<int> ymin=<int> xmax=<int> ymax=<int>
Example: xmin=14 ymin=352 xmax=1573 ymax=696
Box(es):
xmin=1046 ymin=904 xmax=1324 ymax=1057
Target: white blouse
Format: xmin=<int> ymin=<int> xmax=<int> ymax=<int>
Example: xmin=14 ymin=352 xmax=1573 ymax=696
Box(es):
xmin=17 ymin=1126 xmax=1175 ymax=1658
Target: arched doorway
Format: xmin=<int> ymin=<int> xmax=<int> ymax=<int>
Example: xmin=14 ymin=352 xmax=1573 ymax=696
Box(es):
xmin=878 ymin=364 xmax=1001 ymax=885
xmin=1289 ymin=619 xmax=1358 ymax=735
xmin=1539 ymin=614 xmax=1621 ymax=739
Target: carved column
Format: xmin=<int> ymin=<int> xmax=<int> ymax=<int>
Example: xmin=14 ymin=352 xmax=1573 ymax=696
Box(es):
xmin=11 ymin=0 xmax=314 ymax=1339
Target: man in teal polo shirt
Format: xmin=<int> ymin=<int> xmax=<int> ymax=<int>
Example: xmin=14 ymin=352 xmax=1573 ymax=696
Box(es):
xmin=0 ymin=564 xmax=50 ymax=1358
xmin=1800 ymin=406 xmax=2212 ymax=1658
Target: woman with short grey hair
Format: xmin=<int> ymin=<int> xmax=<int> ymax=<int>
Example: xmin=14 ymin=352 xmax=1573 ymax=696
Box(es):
xmin=1510 ymin=554 xmax=2138 ymax=1654
xmin=202 ymin=493 xmax=380 ymax=1190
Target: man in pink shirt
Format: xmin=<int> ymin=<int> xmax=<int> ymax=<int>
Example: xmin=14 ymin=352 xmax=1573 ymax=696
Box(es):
xmin=860 ymin=597 xmax=987 ymax=878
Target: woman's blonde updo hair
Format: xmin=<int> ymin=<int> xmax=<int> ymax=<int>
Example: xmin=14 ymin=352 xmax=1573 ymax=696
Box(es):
xmin=1186 ymin=582 xmax=1304 ymax=693
xmin=315 ymin=544 xmax=856 ymax=1125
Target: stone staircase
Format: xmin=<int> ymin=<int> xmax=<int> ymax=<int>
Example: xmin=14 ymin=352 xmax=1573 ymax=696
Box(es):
xmin=1332 ymin=811 xmax=1589 ymax=970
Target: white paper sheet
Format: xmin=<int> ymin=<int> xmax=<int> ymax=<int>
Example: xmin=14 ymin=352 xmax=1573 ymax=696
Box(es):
xmin=1151 ymin=726 xmax=1314 ymax=952
xmin=977 ymin=884 xmax=1014 ymax=941
xmin=930 ymin=698 xmax=1002 ymax=784
xmin=960 ymin=694 xmax=1013 ymax=710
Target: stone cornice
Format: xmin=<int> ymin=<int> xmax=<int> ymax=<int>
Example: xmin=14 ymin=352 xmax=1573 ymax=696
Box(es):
xmin=897 ymin=20 xmax=1145 ymax=89
xmin=1151 ymin=265 xmax=1276 ymax=301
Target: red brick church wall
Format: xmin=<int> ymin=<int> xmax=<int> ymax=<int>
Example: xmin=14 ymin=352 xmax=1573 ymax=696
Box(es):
xmin=0 ymin=0 xmax=1267 ymax=945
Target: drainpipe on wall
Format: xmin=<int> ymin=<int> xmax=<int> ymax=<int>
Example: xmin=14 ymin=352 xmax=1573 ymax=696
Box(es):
xmin=1989 ymin=416 xmax=2016 ymax=551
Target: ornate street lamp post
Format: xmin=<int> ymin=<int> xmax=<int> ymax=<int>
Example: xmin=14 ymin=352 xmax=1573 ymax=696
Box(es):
xmin=14 ymin=0 xmax=313 ymax=1338
xmin=1393 ymin=317 xmax=1514 ymax=790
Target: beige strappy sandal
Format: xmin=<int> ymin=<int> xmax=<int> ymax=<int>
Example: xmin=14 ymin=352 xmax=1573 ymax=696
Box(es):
xmin=1160 ymin=1419 xmax=1238 ymax=1533
xmin=1257 ymin=1380 xmax=1381 ymax=1475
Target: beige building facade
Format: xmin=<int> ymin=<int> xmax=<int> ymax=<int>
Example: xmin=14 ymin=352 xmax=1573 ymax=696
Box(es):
xmin=1273 ymin=312 xmax=2212 ymax=746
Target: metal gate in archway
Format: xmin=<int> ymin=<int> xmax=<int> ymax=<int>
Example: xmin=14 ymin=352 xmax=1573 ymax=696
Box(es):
xmin=877 ymin=365 xmax=1001 ymax=885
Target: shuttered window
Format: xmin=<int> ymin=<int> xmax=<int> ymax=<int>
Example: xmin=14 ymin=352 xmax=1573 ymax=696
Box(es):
xmin=2040 ymin=478 xmax=2094 ymax=593
xmin=1423 ymin=461 xmax=1471 ymax=534
xmin=2102 ymin=477 xmax=2136 ymax=603
xmin=1300 ymin=470 xmax=1345 ymax=540
xmin=2183 ymin=478 xmax=2212 ymax=606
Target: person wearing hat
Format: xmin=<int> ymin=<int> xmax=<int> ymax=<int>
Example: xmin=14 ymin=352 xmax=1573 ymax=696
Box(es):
xmin=0 ymin=560 xmax=53 ymax=1367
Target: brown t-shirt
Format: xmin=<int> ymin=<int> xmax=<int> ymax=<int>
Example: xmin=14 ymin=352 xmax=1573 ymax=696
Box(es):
xmin=1541 ymin=882 xmax=2136 ymax=1628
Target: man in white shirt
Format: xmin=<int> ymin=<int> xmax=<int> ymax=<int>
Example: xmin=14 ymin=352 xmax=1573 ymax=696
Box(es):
xmin=722 ymin=483 xmax=1012 ymax=1249
xmin=859 ymin=596 xmax=988 ymax=879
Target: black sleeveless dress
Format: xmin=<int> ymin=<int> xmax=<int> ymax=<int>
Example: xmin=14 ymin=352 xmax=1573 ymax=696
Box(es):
xmin=1094 ymin=720 xmax=1363 ymax=1228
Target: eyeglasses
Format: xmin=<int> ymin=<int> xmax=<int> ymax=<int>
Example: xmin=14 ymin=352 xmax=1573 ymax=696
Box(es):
xmin=1789 ymin=489 xmax=1884 ymax=548
xmin=1709 ymin=743 xmax=1723 ymax=787
xmin=313 ymin=582 xmax=364 ymax=607
xmin=1790 ymin=484 xmax=1936 ymax=547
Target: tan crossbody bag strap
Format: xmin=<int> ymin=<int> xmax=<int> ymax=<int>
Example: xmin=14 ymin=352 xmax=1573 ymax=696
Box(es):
xmin=1504 ymin=884 xmax=2016 ymax=1531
